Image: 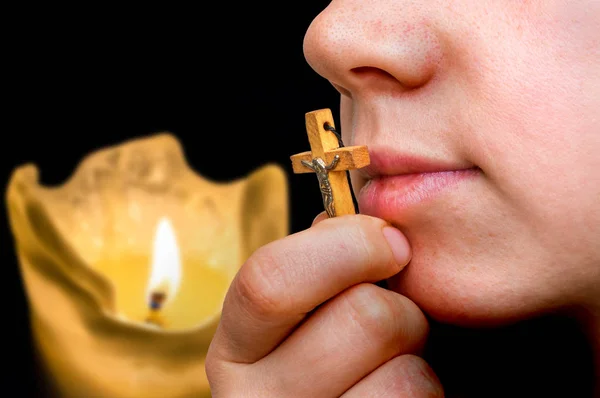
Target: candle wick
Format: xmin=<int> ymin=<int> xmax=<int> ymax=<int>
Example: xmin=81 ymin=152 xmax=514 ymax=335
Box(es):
xmin=145 ymin=291 xmax=167 ymax=327
xmin=149 ymin=291 xmax=167 ymax=310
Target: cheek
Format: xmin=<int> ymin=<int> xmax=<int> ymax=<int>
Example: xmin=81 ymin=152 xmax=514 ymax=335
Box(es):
xmin=460 ymin=1 xmax=600 ymax=162
xmin=462 ymin=2 xmax=600 ymax=248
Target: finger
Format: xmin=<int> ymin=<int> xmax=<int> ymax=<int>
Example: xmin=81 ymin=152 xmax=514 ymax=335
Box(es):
xmin=312 ymin=211 xmax=329 ymax=226
xmin=256 ymin=284 xmax=428 ymax=397
xmin=208 ymin=215 xmax=412 ymax=364
xmin=341 ymin=355 xmax=444 ymax=398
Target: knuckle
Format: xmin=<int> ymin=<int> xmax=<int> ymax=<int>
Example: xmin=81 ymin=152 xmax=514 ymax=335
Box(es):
xmin=233 ymin=245 xmax=289 ymax=318
xmin=343 ymin=284 xmax=401 ymax=344
xmin=204 ymin=350 xmax=231 ymax=393
xmin=204 ymin=352 xmax=220 ymax=384
xmin=204 ymin=359 xmax=245 ymax=397
xmin=387 ymin=355 xmax=445 ymax=397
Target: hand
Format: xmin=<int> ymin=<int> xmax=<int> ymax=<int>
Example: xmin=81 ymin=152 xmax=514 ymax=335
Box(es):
xmin=205 ymin=213 xmax=443 ymax=397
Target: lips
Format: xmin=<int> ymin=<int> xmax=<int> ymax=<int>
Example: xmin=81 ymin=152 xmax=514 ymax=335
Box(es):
xmin=357 ymin=147 xmax=479 ymax=220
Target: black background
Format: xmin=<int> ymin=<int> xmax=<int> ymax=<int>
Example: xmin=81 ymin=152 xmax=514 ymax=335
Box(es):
xmin=4 ymin=3 xmax=594 ymax=397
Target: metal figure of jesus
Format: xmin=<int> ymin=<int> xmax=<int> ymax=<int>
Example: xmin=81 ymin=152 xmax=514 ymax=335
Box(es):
xmin=301 ymin=155 xmax=340 ymax=217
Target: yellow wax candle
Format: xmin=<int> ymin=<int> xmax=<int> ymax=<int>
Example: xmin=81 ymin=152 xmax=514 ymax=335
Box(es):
xmin=92 ymin=217 xmax=231 ymax=330
xmin=6 ymin=133 xmax=289 ymax=398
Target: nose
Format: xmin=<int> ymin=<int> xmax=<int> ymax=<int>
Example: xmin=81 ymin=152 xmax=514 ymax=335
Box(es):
xmin=303 ymin=1 xmax=442 ymax=95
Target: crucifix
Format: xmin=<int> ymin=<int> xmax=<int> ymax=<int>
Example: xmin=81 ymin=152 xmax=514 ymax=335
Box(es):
xmin=290 ymin=108 xmax=370 ymax=218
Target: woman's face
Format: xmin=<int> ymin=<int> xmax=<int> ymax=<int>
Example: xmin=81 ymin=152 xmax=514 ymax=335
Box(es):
xmin=303 ymin=0 xmax=600 ymax=325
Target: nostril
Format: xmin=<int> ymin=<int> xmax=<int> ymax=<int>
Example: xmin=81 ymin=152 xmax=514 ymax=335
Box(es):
xmin=351 ymin=66 xmax=396 ymax=81
xmin=351 ymin=65 xmax=433 ymax=90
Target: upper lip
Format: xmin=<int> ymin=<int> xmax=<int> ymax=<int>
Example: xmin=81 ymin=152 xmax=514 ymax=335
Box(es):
xmin=357 ymin=145 xmax=476 ymax=179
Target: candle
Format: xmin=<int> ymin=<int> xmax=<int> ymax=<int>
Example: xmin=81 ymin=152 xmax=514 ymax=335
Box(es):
xmin=6 ymin=133 xmax=289 ymax=398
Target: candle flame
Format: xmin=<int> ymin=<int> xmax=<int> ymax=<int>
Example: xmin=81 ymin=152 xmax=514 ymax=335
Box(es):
xmin=146 ymin=217 xmax=182 ymax=307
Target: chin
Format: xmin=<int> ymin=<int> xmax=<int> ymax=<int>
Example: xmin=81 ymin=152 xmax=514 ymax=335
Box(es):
xmin=386 ymin=246 xmax=564 ymax=329
xmin=357 ymin=168 xmax=579 ymax=328
xmin=381 ymin=198 xmax=562 ymax=328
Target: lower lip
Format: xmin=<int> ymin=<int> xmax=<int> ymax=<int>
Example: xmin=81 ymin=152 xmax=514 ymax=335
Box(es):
xmin=358 ymin=169 xmax=479 ymax=218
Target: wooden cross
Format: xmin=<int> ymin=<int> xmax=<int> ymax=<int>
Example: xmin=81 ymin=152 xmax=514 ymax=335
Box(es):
xmin=290 ymin=108 xmax=370 ymax=217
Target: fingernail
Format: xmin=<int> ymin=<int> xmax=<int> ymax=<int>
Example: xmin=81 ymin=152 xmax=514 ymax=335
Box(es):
xmin=312 ymin=211 xmax=329 ymax=226
xmin=382 ymin=226 xmax=411 ymax=267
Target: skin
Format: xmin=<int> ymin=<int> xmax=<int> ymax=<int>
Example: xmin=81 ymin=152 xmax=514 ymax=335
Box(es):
xmin=206 ymin=0 xmax=600 ymax=396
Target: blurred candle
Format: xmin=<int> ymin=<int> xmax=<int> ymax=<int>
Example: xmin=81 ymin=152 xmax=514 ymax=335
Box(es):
xmin=6 ymin=133 xmax=289 ymax=398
